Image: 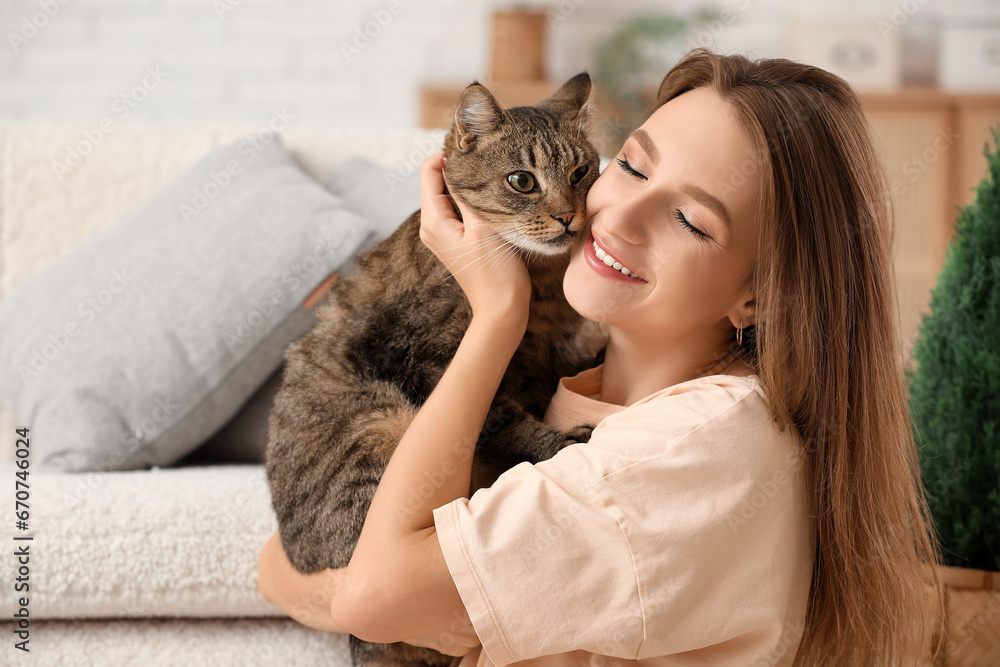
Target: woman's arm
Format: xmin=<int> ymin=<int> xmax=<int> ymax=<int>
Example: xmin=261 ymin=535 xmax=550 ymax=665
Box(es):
xmin=330 ymin=151 xmax=531 ymax=646
xmin=257 ymin=531 xmax=351 ymax=633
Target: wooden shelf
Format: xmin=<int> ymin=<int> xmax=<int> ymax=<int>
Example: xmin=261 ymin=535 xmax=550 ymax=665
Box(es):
xmin=420 ymin=81 xmax=562 ymax=129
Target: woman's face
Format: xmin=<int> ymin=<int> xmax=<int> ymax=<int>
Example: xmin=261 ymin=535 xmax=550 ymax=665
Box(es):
xmin=564 ymin=86 xmax=761 ymax=347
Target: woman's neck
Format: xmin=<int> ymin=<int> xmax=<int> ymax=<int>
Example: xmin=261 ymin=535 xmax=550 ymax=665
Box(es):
xmin=598 ymin=330 xmax=752 ymax=406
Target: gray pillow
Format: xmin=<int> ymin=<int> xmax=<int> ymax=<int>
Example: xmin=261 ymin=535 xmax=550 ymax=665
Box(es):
xmin=182 ymin=363 xmax=286 ymax=465
xmin=181 ymin=156 xmax=423 ymax=464
xmin=0 ymin=134 xmax=375 ymax=472
xmin=322 ymin=155 xmax=423 ymax=252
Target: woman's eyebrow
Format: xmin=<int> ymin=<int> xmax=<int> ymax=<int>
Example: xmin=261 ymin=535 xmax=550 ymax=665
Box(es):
xmin=628 ymin=128 xmax=731 ymax=231
xmin=682 ymin=184 xmax=731 ymax=230
xmin=628 ymin=128 xmax=659 ymax=165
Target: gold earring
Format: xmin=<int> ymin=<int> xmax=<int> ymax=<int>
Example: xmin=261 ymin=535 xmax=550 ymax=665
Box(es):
xmin=737 ymin=319 xmax=743 ymax=345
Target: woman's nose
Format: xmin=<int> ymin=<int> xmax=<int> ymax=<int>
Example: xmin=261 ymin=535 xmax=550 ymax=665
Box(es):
xmin=600 ymin=195 xmax=648 ymax=245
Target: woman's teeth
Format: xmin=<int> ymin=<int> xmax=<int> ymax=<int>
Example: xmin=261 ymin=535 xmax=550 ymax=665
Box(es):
xmin=593 ymin=240 xmax=641 ymax=279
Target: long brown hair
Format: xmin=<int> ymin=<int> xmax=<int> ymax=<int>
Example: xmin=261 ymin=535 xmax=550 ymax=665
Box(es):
xmin=647 ymin=48 xmax=946 ymax=665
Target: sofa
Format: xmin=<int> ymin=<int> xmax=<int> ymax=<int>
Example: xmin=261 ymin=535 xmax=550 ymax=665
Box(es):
xmin=0 ymin=123 xmax=453 ymax=666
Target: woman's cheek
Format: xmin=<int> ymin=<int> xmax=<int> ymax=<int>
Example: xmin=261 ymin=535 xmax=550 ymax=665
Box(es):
xmin=584 ymin=169 xmax=617 ymax=212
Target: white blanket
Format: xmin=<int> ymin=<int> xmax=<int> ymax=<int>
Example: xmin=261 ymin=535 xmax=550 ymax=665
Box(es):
xmin=1 ymin=464 xmax=283 ymax=619
xmin=0 ymin=617 xmax=351 ymax=666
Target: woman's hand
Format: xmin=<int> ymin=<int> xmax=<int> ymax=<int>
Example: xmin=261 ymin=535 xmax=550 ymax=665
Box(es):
xmin=257 ymin=532 xmax=351 ymax=634
xmin=419 ymin=151 xmax=531 ymax=319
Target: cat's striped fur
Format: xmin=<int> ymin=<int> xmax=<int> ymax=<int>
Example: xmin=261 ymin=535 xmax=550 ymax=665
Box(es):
xmin=265 ymin=73 xmax=604 ymax=667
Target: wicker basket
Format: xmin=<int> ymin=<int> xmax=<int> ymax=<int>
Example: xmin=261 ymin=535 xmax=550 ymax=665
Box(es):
xmin=937 ymin=565 xmax=1000 ymax=665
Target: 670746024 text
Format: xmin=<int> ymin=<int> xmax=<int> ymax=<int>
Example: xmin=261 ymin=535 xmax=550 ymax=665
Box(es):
xmin=12 ymin=427 xmax=32 ymax=653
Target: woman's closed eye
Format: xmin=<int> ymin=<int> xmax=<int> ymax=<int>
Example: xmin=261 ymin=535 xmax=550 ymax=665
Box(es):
xmin=674 ymin=209 xmax=709 ymax=240
xmin=616 ymin=156 xmax=711 ymax=240
xmin=615 ymin=155 xmax=646 ymax=180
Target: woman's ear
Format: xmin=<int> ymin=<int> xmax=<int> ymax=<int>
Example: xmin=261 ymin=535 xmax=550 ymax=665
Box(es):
xmin=729 ymin=291 xmax=756 ymax=329
xmin=742 ymin=299 xmax=757 ymax=328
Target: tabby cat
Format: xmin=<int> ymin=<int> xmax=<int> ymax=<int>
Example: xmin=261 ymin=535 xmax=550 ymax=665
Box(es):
xmin=265 ymin=72 xmax=604 ymax=667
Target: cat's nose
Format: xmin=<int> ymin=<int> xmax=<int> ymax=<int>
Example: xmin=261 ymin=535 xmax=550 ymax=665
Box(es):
xmin=552 ymin=211 xmax=575 ymax=227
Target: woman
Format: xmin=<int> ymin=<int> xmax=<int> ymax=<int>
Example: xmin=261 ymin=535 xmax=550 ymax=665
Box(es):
xmin=259 ymin=48 xmax=945 ymax=665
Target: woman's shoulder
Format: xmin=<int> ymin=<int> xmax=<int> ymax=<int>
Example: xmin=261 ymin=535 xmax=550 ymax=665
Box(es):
xmin=579 ymin=370 xmax=802 ymax=476
xmin=622 ymin=368 xmax=765 ymax=422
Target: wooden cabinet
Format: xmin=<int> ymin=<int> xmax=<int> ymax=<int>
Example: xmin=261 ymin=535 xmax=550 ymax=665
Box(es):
xmin=420 ymin=84 xmax=1000 ymax=359
xmin=861 ymin=91 xmax=1000 ymax=360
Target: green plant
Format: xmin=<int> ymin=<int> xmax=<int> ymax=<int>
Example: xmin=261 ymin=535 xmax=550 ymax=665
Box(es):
xmin=908 ymin=126 xmax=1000 ymax=572
xmin=594 ymin=11 xmax=715 ymax=143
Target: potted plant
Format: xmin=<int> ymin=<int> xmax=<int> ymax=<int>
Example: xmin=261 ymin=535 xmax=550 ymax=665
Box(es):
xmin=594 ymin=10 xmax=716 ymax=152
xmin=908 ymin=127 xmax=1000 ymax=665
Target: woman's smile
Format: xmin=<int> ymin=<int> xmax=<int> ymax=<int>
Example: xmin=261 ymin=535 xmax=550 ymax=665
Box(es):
xmin=583 ymin=229 xmax=647 ymax=283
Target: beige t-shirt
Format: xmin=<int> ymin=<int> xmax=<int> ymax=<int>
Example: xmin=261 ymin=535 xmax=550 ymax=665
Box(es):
xmin=432 ymin=363 xmax=816 ymax=667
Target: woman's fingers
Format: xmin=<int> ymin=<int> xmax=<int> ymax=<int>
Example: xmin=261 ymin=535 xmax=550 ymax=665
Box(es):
xmin=420 ymin=151 xmax=458 ymax=229
xmin=417 ymin=150 xmax=531 ymax=316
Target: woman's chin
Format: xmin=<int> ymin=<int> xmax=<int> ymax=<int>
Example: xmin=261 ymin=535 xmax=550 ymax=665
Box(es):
xmin=563 ymin=263 xmax=610 ymax=323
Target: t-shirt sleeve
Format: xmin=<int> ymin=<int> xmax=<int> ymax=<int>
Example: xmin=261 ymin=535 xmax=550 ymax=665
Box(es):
xmin=432 ymin=442 xmax=643 ymax=665
xmin=432 ymin=380 xmax=813 ymax=667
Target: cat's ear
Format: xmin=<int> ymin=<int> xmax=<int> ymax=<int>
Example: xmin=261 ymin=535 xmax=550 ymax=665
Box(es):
xmin=537 ymin=72 xmax=595 ymax=136
xmin=453 ymin=82 xmax=505 ymax=151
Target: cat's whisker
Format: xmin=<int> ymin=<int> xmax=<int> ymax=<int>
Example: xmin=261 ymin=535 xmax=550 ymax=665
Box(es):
xmin=492 ymin=245 xmax=521 ymax=276
xmin=433 ymin=233 xmax=502 ymax=278
xmin=436 ymin=236 xmax=501 ymax=261
xmin=501 ymin=230 xmax=553 ymax=271
xmin=436 ymin=234 xmax=512 ymax=268
xmin=481 ymin=240 xmax=516 ymax=274
xmin=484 ymin=239 xmax=525 ymax=277
xmin=497 ymin=248 xmax=522 ymax=276
xmin=500 ymin=241 xmax=532 ymax=278
xmin=468 ymin=234 xmax=522 ymax=278
xmin=437 ymin=235 xmax=513 ymax=282
xmin=436 ymin=235 xmax=499 ymax=250
xmin=473 ymin=237 xmax=517 ymax=270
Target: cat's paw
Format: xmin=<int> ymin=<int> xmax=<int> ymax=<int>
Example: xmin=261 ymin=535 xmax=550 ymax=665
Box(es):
xmin=560 ymin=424 xmax=595 ymax=449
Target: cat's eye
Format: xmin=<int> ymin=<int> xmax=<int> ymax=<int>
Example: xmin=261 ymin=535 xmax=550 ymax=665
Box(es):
xmin=570 ymin=164 xmax=589 ymax=185
xmin=507 ymin=172 xmax=536 ymax=193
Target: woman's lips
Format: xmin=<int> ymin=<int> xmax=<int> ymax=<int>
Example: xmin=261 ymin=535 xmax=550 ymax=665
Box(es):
xmin=584 ymin=231 xmax=646 ymax=283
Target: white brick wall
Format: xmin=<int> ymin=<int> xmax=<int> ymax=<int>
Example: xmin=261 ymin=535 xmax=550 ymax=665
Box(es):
xmin=0 ymin=0 xmax=982 ymax=129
